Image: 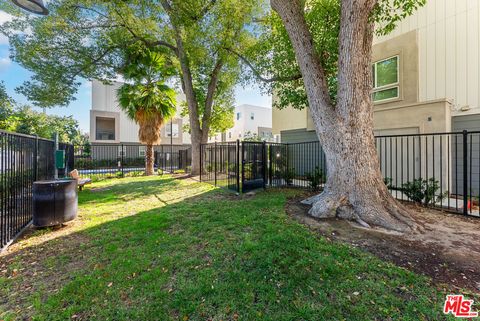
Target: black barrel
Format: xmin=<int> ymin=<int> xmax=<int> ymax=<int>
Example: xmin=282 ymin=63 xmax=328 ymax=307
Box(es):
xmin=33 ymin=179 xmax=78 ymax=227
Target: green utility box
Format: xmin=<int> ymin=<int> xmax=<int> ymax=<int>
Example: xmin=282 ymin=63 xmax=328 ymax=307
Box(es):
xmin=55 ymin=150 xmax=65 ymax=169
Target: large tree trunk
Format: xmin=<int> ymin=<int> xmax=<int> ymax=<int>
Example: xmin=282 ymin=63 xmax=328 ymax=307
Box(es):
xmin=190 ymin=128 xmax=204 ymax=175
xmin=145 ymin=144 xmax=154 ymax=176
xmin=171 ymin=25 xmax=218 ymax=176
xmin=271 ymin=0 xmax=415 ymax=232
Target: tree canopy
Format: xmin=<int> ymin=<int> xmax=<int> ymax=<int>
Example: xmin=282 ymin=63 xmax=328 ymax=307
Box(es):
xmin=241 ymin=0 xmax=425 ymax=110
xmin=0 ymin=0 xmax=262 ymax=133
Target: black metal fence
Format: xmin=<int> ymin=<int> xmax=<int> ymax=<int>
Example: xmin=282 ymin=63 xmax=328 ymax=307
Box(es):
xmin=0 ymin=130 xmax=63 ymax=249
xmin=200 ymin=142 xmax=240 ymax=191
xmin=0 ymin=131 xmax=192 ymax=249
xmin=375 ymin=131 xmax=480 ymax=216
xmin=200 ymin=141 xmax=327 ymax=193
xmin=201 ymin=131 xmax=480 ymax=217
xmin=73 ymin=144 xmax=192 ymax=180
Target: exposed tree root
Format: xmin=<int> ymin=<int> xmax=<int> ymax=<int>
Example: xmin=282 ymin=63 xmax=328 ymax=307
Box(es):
xmin=304 ymin=189 xmax=417 ymax=233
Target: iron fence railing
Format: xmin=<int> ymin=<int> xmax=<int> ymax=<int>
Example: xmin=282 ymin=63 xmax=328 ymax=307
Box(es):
xmin=200 ymin=140 xmax=327 ymax=192
xmin=0 ymin=133 xmax=192 ymax=250
xmin=72 ymin=143 xmax=192 ymax=180
xmin=375 ymin=131 xmax=480 ymax=216
xmin=200 ymin=141 xmax=240 ymax=192
xmin=201 ymin=131 xmax=480 ymax=217
xmin=0 ymin=130 xmax=60 ymax=249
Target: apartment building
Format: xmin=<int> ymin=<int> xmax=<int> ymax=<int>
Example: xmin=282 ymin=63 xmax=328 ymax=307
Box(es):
xmin=89 ymin=79 xmax=191 ymax=146
xmin=210 ymin=104 xmax=274 ymax=142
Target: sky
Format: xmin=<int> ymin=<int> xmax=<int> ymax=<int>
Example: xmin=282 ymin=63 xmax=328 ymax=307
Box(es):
xmin=0 ymin=11 xmax=272 ymax=134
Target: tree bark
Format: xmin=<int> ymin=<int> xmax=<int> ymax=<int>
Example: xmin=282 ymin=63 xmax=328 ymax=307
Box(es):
xmin=145 ymin=144 xmax=154 ymax=176
xmin=271 ymin=0 xmax=415 ymax=232
xmin=201 ymin=59 xmax=224 ymax=143
xmin=160 ymin=0 xmax=222 ymax=176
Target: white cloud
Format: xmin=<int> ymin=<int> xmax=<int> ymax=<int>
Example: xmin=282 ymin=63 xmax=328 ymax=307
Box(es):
xmin=0 ymin=57 xmax=11 ymax=71
xmin=0 ymin=11 xmax=13 ymax=24
xmin=0 ymin=11 xmax=13 ymax=45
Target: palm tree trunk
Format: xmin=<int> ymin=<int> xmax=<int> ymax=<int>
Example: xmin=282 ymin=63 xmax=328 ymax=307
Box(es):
xmin=145 ymin=144 xmax=155 ymax=176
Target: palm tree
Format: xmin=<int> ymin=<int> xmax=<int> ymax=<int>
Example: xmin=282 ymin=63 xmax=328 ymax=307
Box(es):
xmin=117 ymin=51 xmax=176 ymax=176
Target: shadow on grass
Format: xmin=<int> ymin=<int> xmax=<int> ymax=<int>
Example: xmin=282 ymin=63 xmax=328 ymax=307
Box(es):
xmin=79 ymin=176 xmax=180 ymax=206
xmin=1 ymin=180 xmax=450 ymax=321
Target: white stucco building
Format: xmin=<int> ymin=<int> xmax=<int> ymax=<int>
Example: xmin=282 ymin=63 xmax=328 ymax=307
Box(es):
xmin=89 ymin=80 xmax=191 ymax=145
xmin=209 ymin=104 xmax=273 ymax=142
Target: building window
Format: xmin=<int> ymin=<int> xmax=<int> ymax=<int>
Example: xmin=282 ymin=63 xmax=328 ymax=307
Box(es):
xmin=372 ymin=55 xmax=399 ymax=102
xmin=250 ymin=112 xmax=254 ymax=120
xmin=118 ymin=145 xmax=126 ymax=157
xmin=236 ymin=112 xmax=241 ymax=120
xmin=228 ymin=132 xmax=232 ymax=138
xmin=165 ymin=123 xmax=179 ymax=138
xmin=139 ymin=146 xmax=146 ymax=157
xmin=95 ymin=117 xmax=115 ymax=140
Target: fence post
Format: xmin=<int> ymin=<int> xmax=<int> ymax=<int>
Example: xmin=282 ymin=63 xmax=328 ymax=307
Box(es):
xmin=214 ymin=142 xmax=217 ymax=186
xmin=462 ymin=130 xmax=468 ymax=215
xmin=54 ymin=132 xmax=59 ymax=179
xmin=269 ymin=144 xmax=273 ymax=186
xmin=33 ymin=135 xmax=38 ymax=181
xmin=286 ymin=143 xmax=289 ymax=187
xmin=236 ymin=139 xmax=240 ymax=193
xmin=121 ymin=143 xmax=125 ymax=177
xmin=262 ymin=141 xmax=266 ymax=189
xmin=241 ymin=140 xmax=245 ymax=193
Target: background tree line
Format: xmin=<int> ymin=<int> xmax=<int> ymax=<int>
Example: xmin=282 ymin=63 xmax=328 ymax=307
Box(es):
xmin=0 ymin=82 xmax=88 ymax=144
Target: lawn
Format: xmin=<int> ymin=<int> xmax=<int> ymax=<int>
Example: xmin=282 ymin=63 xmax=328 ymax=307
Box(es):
xmin=0 ymin=176 xmax=455 ymax=320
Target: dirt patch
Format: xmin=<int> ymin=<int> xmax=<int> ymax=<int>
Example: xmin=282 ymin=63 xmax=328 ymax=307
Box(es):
xmin=286 ymin=193 xmax=480 ymax=294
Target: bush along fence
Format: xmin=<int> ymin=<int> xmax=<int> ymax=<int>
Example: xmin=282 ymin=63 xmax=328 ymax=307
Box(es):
xmin=200 ymin=131 xmax=480 ymax=217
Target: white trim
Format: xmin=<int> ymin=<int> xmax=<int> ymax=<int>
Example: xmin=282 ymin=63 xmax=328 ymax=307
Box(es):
xmin=372 ymin=55 xmax=399 ymax=102
xmin=372 ymin=86 xmax=400 ymax=102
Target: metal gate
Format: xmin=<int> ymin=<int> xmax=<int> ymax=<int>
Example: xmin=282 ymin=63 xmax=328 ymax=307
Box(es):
xmin=241 ymin=141 xmax=266 ymax=192
xmin=200 ymin=142 xmax=240 ymax=192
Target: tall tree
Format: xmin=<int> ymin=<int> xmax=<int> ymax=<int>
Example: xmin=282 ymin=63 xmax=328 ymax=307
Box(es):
xmin=117 ymin=50 xmax=177 ymax=176
xmin=250 ymin=0 xmax=425 ymax=232
xmin=0 ymin=0 xmax=263 ymax=174
xmin=0 ymin=82 xmax=15 ymax=130
xmin=0 ymin=83 xmax=87 ymax=143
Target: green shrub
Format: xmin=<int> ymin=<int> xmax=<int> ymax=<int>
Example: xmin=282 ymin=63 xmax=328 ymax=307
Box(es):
xmin=282 ymin=168 xmax=295 ymax=186
xmin=402 ymin=178 xmax=447 ymax=206
xmin=305 ymin=167 xmax=325 ymax=191
xmin=243 ymin=163 xmax=253 ymax=178
xmin=383 ymin=177 xmax=393 ymax=189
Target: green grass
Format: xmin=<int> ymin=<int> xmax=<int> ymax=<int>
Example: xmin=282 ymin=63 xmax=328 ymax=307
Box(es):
xmin=1 ymin=176 xmax=455 ymax=320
